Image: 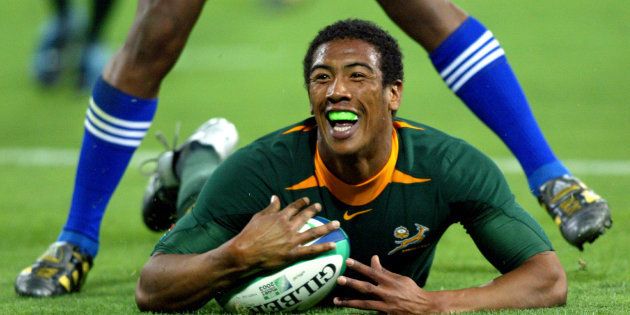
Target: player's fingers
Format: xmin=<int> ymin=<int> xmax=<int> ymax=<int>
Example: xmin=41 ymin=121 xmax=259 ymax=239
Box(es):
xmin=336 ymin=275 xmax=384 ymax=298
xmin=298 ymin=220 xmax=339 ymax=244
xmin=370 ymin=255 xmax=399 ymax=278
xmin=332 ymin=297 xmax=387 ymax=312
xmin=260 ymin=195 xmax=281 ymax=213
xmin=281 ymin=197 xmax=310 ymax=217
xmin=293 ymin=202 xmax=323 ymax=227
xmin=370 ymin=255 xmax=391 ymax=274
xmin=345 ymin=258 xmax=389 ymax=283
xmin=293 ymin=242 xmax=336 ymax=258
xmin=371 ymin=255 xmax=382 ymax=269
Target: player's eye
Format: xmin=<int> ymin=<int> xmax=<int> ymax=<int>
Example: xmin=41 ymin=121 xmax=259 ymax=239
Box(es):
xmin=311 ymin=73 xmax=330 ymax=82
xmin=350 ymin=72 xmax=366 ymax=79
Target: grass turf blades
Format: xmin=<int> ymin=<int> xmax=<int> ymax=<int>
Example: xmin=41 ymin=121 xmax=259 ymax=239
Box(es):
xmin=1 ymin=0 xmax=628 ymax=313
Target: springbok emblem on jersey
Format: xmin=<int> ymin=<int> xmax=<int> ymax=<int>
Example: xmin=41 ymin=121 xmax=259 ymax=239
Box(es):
xmin=388 ymin=223 xmax=429 ymax=255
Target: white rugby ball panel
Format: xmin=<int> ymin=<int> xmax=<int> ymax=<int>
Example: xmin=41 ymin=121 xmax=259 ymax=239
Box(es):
xmin=218 ymin=255 xmax=344 ymax=313
xmin=217 ymin=217 xmax=350 ymax=313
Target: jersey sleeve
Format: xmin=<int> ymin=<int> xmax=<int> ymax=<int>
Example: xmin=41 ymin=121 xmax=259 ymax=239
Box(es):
xmin=152 ymin=210 xmax=240 ymax=255
xmin=152 ymin=146 xmax=276 ymax=255
xmin=438 ymin=140 xmax=553 ymax=273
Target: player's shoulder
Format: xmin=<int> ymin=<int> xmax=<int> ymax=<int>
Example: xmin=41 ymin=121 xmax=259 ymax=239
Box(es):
xmin=220 ymin=118 xmax=316 ymax=173
xmin=394 ymin=117 xmax=493 ymax=170
xmin=245 ymin=118 xmax=313 ymax=155
xmin=255 ymin=116 xmax=313 ymax=136
xmin=394 ymin=117 xmax=471 ymax=152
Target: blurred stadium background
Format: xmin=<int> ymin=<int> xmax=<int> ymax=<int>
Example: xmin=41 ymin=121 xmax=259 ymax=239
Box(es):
xmin=0 ymin=0 xmax=628 ymax=313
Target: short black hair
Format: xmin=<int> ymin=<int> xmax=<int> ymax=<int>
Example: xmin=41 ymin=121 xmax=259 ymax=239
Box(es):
xmin=303 ymin=19 xmax=403 ymax=86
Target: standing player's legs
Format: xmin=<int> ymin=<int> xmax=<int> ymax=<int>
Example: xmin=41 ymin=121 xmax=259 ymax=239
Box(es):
xmin=33 ymin=0 xmax=117 ymax=91
xmin=378 ymin=0 xmax=611 ymax=249
xmin=78 ymin=0 xmax=117 ymax=92
xmin=15 ymin=0 xmax=207 ymax=297
xmin=32 ymin=0 xmax=75 ymax=86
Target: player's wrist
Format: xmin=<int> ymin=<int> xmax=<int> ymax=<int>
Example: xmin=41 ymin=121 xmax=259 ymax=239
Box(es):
xmin=218 ymin=236 xmax=262 ymax=277
xmin=423 ymin=290 xmax=455 ymax=313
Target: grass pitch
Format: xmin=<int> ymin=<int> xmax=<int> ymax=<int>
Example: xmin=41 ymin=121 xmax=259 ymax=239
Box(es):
xmin=1 ymin=1 xmax=628 ymax=313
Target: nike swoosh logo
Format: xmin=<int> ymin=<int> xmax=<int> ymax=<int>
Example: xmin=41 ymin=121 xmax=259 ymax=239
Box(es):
xmin=343 ymin=209 xmax=373 ymax=221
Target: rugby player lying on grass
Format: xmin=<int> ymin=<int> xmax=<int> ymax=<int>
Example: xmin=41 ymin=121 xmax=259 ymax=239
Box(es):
xmin=135 ymin=19 xmax=567 ymax=313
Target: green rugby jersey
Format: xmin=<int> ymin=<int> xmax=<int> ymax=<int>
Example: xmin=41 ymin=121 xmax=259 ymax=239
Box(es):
xmin=154 ymin=117 xmax=552 ymax=287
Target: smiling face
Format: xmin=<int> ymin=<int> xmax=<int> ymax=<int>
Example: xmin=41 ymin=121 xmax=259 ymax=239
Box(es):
xmin=308 ymin=39 xmax=402 ymax=159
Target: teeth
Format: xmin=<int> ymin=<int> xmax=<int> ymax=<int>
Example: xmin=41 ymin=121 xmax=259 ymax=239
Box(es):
xmin=333 ymin=125 xmax=352 ymax=132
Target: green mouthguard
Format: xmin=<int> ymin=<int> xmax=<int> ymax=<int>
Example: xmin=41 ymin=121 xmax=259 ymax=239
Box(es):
xmin=328 ymin=111 xmax=358 ymax=121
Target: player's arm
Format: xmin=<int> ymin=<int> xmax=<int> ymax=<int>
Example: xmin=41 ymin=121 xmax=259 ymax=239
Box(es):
xmin=136 ymin=247 xmax=245 ymax=313
xmin=432 ymin=141 xmax=567 ymax=310
xmin=433 ymin=250 xmax=565 ymax=311
xmin=334 ymin=251 xmax=565 ymax=313
xmin=135 ymin=196 xmax=340 ymax=313
xmin=335 ymin=140 xmax=566 ymax=312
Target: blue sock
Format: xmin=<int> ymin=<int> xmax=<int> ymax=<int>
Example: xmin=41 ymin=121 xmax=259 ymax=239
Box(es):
xmin=429 ymin=17 xmax=570 ymax=195
xmin=57 ymin=77 xmax=157 ymax=256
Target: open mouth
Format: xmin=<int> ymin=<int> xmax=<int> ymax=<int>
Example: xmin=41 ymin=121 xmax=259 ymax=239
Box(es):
xmin=327 ymin=110 xmax=359 ymax=138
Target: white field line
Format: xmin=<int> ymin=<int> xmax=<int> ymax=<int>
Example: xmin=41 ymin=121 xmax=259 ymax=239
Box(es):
xmin=1 ymin=147 xmax=629 ymax=176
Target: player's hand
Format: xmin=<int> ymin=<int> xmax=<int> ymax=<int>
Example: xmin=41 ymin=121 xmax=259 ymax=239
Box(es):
xmin=333 ymin=255 xmax=439 ymax=314
xmin=228 ymin=195 xmax=339 ymax=272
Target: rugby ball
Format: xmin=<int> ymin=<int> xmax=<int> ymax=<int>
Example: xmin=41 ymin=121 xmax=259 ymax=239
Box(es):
xmin=216 ymin=217 xmax=350 ymax=313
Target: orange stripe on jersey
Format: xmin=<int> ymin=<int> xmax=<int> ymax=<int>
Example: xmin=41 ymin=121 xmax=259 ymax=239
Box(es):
xmin=392 ymin=170 xmax=431 ymax=184
xmin=393 ymin=120 xmax=424 ymax=131
xmin=285 ymin=175 xmax=319 ymax=190
xmin=282 ymin=124 xmax=314 ymax=134
xmin=313 ymin=136 xmax=397 ymax=206
xmin=285 ymin=127 xmax=430 ymax=205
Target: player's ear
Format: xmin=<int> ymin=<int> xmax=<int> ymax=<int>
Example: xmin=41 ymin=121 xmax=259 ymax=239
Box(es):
xmin=387 ymin=80 xmax=403 ymax=112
